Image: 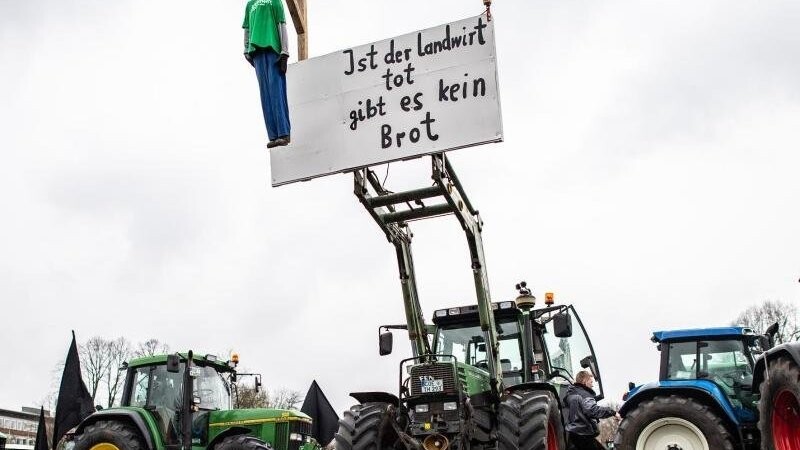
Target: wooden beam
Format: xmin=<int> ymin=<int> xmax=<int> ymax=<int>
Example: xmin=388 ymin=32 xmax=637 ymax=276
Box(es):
xmin=285 ymin=0 xmax=308 ymax=60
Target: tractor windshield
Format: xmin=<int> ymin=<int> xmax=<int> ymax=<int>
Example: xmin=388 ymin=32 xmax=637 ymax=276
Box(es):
xmin=434 ymin=319 xmax=523 ymax=383
xmin=191 ymin=365 xmax=231 ymax=410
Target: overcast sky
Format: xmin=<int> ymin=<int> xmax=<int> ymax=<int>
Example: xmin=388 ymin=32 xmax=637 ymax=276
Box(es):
xmin=1 ymin=0 xmax=799 ymax=416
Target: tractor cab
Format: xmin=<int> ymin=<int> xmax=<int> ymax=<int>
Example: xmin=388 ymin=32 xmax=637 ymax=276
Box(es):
xmin=429 ymin=293 xmax=605 ymax=400
xmin=651 ymin=327 xmax=764 ymax=416
xmin=121 ymin=352 xmax=234 ymax=447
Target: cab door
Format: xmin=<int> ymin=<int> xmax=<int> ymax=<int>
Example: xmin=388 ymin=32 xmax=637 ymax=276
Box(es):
xmin=539 ymin=305 xmax=605 ymax=400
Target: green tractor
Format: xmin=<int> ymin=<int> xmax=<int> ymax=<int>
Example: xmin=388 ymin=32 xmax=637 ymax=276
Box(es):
xmin=71 ymin=351 xmax=320 ymax=450
xmin=334 ymin=155 xmax=604 ymax=450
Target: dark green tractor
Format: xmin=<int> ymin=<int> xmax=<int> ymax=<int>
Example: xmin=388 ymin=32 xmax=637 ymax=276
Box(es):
xmin=340 ymin=285 xmax=603 ymax=450
xmin=70 ymin=352 xmax=319 ymax=450
xmin=335 ymin=156 xmax=604 ymax=450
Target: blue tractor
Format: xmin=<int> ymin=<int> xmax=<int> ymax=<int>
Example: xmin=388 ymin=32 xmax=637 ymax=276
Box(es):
xmin=614 ymin=327 xmax=769 ymax=450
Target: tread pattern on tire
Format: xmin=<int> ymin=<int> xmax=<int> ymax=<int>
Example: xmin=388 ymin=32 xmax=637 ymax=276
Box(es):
xmin=334 ymin=403 xmax=396 ymax=450
xmin=74 ymin=420 xmax=145 ymax=450
xmin=215 ymin=435 xmax=274 ymax=450
xmin=758 ymin=355 xmax=800 ymax=450
xmin=497 ymin=390 xmax=563 ymax=450
xmin=613 ymin=395 xmax=734 ymax=450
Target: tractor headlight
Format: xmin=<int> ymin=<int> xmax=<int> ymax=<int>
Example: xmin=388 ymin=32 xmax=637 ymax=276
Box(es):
xmin=415 ymin=404 xmax=429 ymax=413
xmin=443 ymin=402 xmax=457 ymax=411
xmin=289 ymin=433 xmax=303 ymax=441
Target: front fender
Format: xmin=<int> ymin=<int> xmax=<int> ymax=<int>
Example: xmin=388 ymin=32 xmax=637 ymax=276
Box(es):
xmin=504 ymin=382 xmax=563 ymax=407
xmin=75 ymin=407 xmax=162 ymax=450
xmin=619 ymin=380 xmax=747 ymax=426
xmin=752 ymin=342 xmax=800 ymax=390
xmin=207 ymin=426 xmax=251 ymax=449
xmin=349 ymin=391 xmax=400 ymax=405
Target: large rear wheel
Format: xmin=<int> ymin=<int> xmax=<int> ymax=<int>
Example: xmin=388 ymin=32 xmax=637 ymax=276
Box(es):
xmin=497 ymin=390 xmax=565 ymax=450
xmin=614 ymin=395 xmax=733 ymax=450
xmin=73 ymin=421 xmax=145 ymax=450
xmin=759 ymin=356 xmax=800 ymax=450
xmin=334 ymin=402 xmax=400 ymax=450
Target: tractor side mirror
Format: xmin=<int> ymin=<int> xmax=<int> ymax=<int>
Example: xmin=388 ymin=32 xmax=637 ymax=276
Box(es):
xmin=554 ymin=313 xmax=573 ymax=338
xmin=167 ymin=354 xmax=180 ymax=373
xmin=255 ymin=376 xmax=262 ymax=393
xmin=379 ymin=331 xmax=394 ymax=356
xmin=580 ymin=355 xmax=600 ymax=381
xmin=758 ymin=336 xmax=772 ymax=351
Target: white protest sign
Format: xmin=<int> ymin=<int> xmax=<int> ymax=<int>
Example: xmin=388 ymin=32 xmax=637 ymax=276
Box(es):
xmin=270 ymin=14 xmax=503 ymax=186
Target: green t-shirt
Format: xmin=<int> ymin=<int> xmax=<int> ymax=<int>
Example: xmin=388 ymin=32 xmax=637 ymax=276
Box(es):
xmin=242 ymin=0 xmax=286 ymax=54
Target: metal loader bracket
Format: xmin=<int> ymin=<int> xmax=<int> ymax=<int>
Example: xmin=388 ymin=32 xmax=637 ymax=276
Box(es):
xmin=353 ymin=153 xmax=504 ymax=397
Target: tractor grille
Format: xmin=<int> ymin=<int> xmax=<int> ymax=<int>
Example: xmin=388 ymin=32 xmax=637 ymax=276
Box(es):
xmin=410 ymin=363 xmax=458 ymax=396
xmin=456 ymin=366 xmax=468 ymax=388
xmin=274 ymin=422 xmax=289 ymax=450
xmin=289 ymin=421 xmax=312 ymax=450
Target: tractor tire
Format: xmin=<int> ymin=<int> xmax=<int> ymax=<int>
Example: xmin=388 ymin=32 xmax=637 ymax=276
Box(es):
xmin=73 ymin=420 xmax=145 ymax=450
xmin=334 ymin=402 xmax=400 ymax=450
xmin=467 ymin=405 xmax=493 ymax=445
xmin=613 ymin=395 xmax=734 ymax=450
xmin=497 ymin=390 xmax=565 ymax=450
xmin=758 ymin=356 xmax=800 ymax=450
xmin=215 ymin=435 xmax=274 ymax=450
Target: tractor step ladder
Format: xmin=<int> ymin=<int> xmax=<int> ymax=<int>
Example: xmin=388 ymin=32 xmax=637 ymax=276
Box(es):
xmin=353 ymin=153 xmax=504 ymax=396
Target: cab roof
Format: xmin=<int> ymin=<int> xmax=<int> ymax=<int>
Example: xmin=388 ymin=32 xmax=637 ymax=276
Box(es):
xmin=651 ymin=327 xmax=755 ymax=343
xmin=127 ymin=352 xmax=234 ymax=372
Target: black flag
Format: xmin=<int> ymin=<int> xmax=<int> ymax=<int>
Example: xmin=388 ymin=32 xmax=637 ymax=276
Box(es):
xmin=34 ymin=407 xmax=48 ymax=450
xmin=300 ymin=380 xmax=338 ymax=447
xmin=52 ymin=332 xmax=95 ymax=447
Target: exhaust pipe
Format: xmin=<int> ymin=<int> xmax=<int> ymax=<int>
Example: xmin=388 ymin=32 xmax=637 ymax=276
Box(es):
xmin=422 ymin=434 xmax=449 ymax=450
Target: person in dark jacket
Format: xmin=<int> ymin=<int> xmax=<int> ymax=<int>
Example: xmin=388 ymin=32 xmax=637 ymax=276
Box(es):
xmin=565 ymin=370 xmax=619 ymax=450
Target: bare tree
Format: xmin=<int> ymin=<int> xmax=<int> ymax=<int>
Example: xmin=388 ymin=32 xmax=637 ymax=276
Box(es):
xmin=105 ymin=337 xmax=132 ymax=407
xmin=267 ymin=388 xmax=303 ymax=410
xmin=80 ymin=336 xmax=113 ymax=404
xmin=134 ymin=338 xmax=170 ymax=357
xmin=733 ymin=300 xmax=799 ymax=344
xmin=36 ymin=336 xmax=173 ymax=409
xmin=236 ymin=382 xmax=270 ymax=408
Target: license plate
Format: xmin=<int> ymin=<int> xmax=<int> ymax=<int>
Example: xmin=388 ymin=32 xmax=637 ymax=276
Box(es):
xmin=420 ymin=378 xmax=444 ymax=393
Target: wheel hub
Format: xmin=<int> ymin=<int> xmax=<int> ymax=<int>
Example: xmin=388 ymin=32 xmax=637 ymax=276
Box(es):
xmin=772 ymin=389 xmax=800 ymax=450
xmin=546 ymin=421 xmax=558 ymax=450
xmin=90 ymin=443 xmax=121 ymax=450
xmin=635 ymin=417 xmax=709 ymax=450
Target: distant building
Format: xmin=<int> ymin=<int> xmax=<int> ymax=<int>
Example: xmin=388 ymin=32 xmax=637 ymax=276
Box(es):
xmin=0 ymin=407 xmax=53 ymax=450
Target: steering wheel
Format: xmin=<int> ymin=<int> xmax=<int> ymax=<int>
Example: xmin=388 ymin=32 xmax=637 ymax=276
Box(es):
xmin=547 ymin=366 xmax=575 ymax=383
xmin=474 ymin=360 xmax=488 ymax=369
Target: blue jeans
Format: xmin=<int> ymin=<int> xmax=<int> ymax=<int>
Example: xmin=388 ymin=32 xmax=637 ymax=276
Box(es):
xmin=253 ymin=49 xmax=290 ymax=141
